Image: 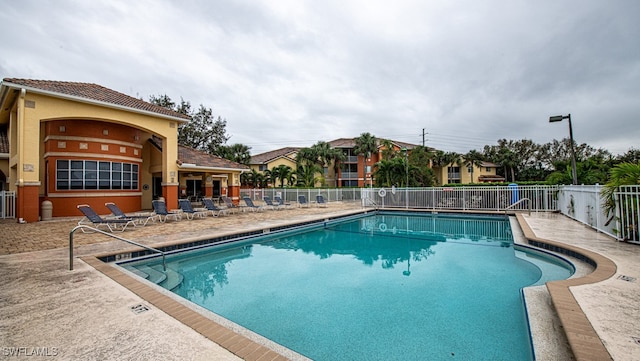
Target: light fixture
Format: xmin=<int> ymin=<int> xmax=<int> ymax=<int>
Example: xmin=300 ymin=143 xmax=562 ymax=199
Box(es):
xmin=549 ymin=114 xmax=577 ymax=185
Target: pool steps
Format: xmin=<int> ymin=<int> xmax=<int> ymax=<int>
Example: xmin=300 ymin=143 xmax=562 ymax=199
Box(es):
xmin=124 ymin=265 xmax=184 ymax=291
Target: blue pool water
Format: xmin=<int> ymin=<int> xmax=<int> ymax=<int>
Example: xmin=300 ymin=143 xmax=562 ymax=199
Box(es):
xmin=123 ymin=213 xmax=573 ymax=361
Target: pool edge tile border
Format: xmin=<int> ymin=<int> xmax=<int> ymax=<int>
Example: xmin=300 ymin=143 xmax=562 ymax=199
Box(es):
xmin=515 ymin=213 xmax=616 ymax=361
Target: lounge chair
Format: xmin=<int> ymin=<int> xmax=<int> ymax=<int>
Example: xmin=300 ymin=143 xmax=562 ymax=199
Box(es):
xmin=202 ymin=198 xmax=229 ymax=216
xmin=178 ymin=199 xmax=209 ymax=220
xmin=242 ymin=197 xmax=267 ymax=212
xmin=274 ymin=196 xmax=292 ymax=208
xmin=105 ymin=202 xmax=159 ymax=226
xmin=77 ymin=204 xmax=136 ymax=232
xmin=152 ymin=200 xmax=182 ymax=222
xmin=222 ymin=196 xmax=240 ymax=214
xmin=316 ymin=195 xmax=328 ymax=207
xmin=263 ymin=196 xmax=283 ymax=210
xmin=298 ymin=195 xmax=310 ymax=208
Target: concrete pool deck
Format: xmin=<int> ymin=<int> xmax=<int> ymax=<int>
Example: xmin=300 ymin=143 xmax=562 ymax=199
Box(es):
xmin=1 ymin=205 xmax=639 ymax=360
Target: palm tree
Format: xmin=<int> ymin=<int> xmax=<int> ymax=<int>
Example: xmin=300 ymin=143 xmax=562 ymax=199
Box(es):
xmin=296 ymin=164 xmax=323 ymax=187
xmin=216 ymin=143 xmax=251 ymax=165
xmin=379 ymin=139 xmax=396 ymax=160
xmin=354 ymin=133 xmax=378 ymax=186
xmin=464 ymin=150 xmax=484 ymax=184
xmin=602 ymin=162 xmax=640 ymax=218
xmin=262 ymin=169 xmax=273 ymax=187
xmin=327 ymin=148 xmax=346 ymax=187
xmin=296 ymin=147 xmax=319 ymax=167
xmin=271 ymin=164 xmax=294 ymax=187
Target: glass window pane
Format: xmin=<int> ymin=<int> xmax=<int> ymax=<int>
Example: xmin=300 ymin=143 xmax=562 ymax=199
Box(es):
xmin=57 ymin=160 xmax=69 ymax=170
xmin=71 ymin=160 xmax=83 ymax=169
xmin=85 ymin=161 xmax=97 ymax=170
xmin=57 ymin=170 xmax=69 ymax=180
xmin=71 ymin=171 xmax=83 ymax=180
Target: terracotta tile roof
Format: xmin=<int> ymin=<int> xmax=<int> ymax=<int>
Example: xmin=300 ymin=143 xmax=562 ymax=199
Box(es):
xmin=178 ymin=145 xmax=250 ymax=170
xmin=0 ymin=127 xmax=8 ymax=153
xmin=328 ymin=137 xmax=422 ymax=150
xmin=328 ymin=138 xmax=356 ymax=148
xmin=147 ymin=136 xmax=248 ymax=170
xmin=480 ymin=161 xmax=500 ymax=167
xmin=2 ymin=78 xmax=190 ymax=121
xmin=249 ymin=147 xmax=300 ymax=164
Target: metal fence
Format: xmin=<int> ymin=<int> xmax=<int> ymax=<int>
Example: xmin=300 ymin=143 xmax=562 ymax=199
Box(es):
xmin=240 ymin=184 xmax=640 ymax=243
xmin=241 ymin=188 xmax=363 ymax=204
xmin=363 ymin=185 xmax=559 ymax=212
xmin=613 ymin=185 xmax=640 ymax=243
xmin=1 ymin=191 xmax=16 ymax=219
xmin=555 ymin=185 xmax=614 ymax=238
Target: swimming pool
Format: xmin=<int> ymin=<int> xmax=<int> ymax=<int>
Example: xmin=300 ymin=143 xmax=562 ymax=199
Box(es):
xmin=120 ymin=212 xmax=573 ymax=360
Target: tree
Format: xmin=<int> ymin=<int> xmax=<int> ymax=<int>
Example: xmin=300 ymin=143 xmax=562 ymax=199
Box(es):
xmin=241 ymin=169 xmax=266 ymax=188
xmin=216 ymin=143 xmax=251 ymax=165
xmin=149 ymin=94 xmax=244 ymax=161
xmin=464 ymin=150 xmax=484 ymax=183
xmin=271 ymin=164 xmax=294 ymax=187
xmin=354 ymin=132 xmax=378 ymax=158
xmin=353 ymin=133 xmax=378 ymax=183
xmin=617 ymin=148 xmax=640 ymax=163
xmin=601 ymin=162 xmax=640 ymax=220
xmin=180 ymin=105 xmax=230 ymax=153
xmin=296 ymin=164 xmax=322 ymax=187
xmin=373 ymin=157 xmax=408 ymax=187
xmin=408 ymin=146 xmax=435 ymax=186
xmin=379 ymin=139 xmax=397 ymax=160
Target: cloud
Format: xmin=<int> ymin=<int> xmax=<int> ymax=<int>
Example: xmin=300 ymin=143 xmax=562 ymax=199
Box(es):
xmin=1 ymin=0 xmax=639 ymax=155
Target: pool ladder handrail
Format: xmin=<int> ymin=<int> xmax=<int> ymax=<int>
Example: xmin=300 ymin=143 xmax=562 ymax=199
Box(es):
xmin=69 ymin=225 xmax=166 ymax=271
xmin=364 ymin=197 xmax=379 ymax=210
xmin=505 ymin=197 xmax=531 ymax=215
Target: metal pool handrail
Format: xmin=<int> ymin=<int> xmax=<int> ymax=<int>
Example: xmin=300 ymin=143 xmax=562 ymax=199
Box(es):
xmin=505 ymin=197 xmax=531 ymax=215
xmin=69 ymin=225 xmax=166 ymax=271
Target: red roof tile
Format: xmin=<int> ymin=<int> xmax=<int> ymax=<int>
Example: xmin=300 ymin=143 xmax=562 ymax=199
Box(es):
xmin=2 ymin=78 xmax=190 ymax=121
xmin=178 ymin=145 xmax=249 ymax=170
xmin=250 ymin=147 xmax=300 ymax=164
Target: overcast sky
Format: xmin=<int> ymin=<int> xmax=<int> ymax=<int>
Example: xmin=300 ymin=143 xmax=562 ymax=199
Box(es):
xmin=1 ymin=0 xmax=638 ymax=156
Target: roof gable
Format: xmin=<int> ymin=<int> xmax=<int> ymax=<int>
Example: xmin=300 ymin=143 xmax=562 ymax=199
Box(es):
xmin=1 ymin=78 xmax=190 ymax=121
xmin=149 ymin=136 xmax=249 ymax=170
xmin=250 ymin=147 xmax=300 ymax=164
xmin=178 ymin=145 xmax=249 ymax=170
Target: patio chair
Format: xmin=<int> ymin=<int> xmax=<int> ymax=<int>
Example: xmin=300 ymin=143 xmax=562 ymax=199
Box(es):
xmin=222 ymin=196 xmax=240 ymax=214
xmin=242 ymin=197 xmax=267 ymax=212
xmin=274 ymin=196 xmax=292 ymax=208
xmin=298 ymin=195 xmax=310 ymax=208
xmin=105 ymin=202 xmax=159 ymax=226
xmin=77 ymin=204 xmax=136 ymax=232
xmin=263 ymin=196 xmax=283 ymax=210
xmin=315 ymin=195 xmax=328 ymax=208
xmin=202 ymin=198 xmax=229 ymax=216
xmin=151 ymin=200 xmax=182 ymax=222
xmin=178 ymin=199 xmax=209 ymax=220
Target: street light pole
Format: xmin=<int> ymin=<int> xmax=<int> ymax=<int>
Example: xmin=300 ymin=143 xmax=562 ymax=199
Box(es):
xmin=549 ymin=113 xmax=578 ymax=185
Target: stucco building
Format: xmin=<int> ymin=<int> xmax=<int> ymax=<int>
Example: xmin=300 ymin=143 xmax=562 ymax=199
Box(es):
xmin=0 ymin=78 xmax=248 ymax=222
